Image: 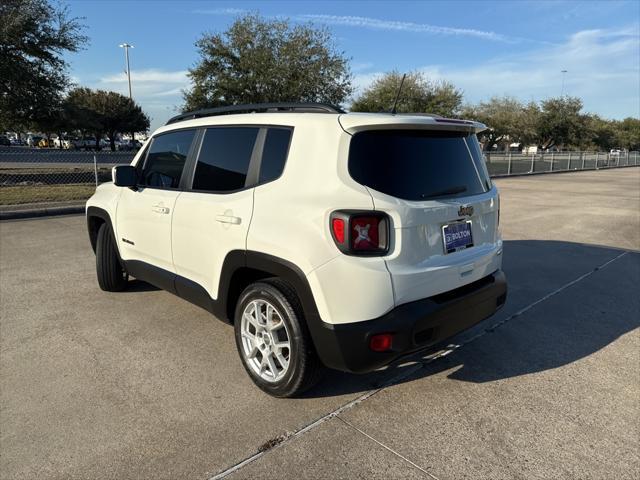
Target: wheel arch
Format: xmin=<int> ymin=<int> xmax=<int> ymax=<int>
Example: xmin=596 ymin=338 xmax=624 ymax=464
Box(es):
xmin=86 ymin=206 xmax=115 ymax=253
xmin=220 ymin=251 xmax=322 ymax=328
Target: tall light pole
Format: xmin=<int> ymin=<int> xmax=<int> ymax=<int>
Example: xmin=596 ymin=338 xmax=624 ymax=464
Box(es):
xmin=119 ymin=43 xmax=134 ymax=142
xmin=119 ymin=43 xmax=133 ymax=99
xmin=560 ymin=69 xmax=568 ymax=97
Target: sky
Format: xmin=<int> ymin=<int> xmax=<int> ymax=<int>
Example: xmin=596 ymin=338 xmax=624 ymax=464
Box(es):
xmin=64 ymin=0 xmax=640 ymax=131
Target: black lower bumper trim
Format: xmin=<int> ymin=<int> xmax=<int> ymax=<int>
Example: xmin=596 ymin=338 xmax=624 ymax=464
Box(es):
xmin=312 ymin=270 xmax=507 ymax=373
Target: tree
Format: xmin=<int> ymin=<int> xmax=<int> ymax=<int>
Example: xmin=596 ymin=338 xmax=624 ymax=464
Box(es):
xmin=64 ymin=88 xmax=149 ymax=150
xmin=586 ymin=115 xmax=618 ymax=151
xmin=91 ymin=91 xmax=149 ymax=151
xmin=184 ymin=13 xmax=353 ymax=110
xmin=614 ymin=117 xmax=640 ymax=151
xmin=0 ymin=0 xmax=87 ymax=128
xmin=351 ymin=70 xmax=463 ymax=117
xmin=536 ymin=96 xmax=589 ymax=150
xmin=462 ymin=96 xmax=525 ymax=151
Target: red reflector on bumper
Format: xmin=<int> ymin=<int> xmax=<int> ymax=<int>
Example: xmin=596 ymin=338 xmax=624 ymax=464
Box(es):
xmin=369 ymin=333 xmax=393 ymax=352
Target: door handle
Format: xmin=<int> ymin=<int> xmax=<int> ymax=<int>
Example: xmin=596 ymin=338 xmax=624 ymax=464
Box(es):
xmin=215 ymin=214 xmax=241 ymax=225
xmin=152 ymin=205 xmax=170 ymax=214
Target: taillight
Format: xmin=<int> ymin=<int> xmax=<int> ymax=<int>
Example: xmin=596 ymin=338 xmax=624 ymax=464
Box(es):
xmin=369 ymin=333 xmax=393 ymax=352
xmin=330 ymin=210 xmax=389 ymax=256
xmin=331 ymin=218 xmax=345 ymax=244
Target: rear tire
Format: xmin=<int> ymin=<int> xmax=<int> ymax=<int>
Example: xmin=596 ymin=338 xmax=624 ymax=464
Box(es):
xmin=234 ymin=279 xmax=324 ymax=397
xmin=96 ymin=223 xmax=128 ymax=292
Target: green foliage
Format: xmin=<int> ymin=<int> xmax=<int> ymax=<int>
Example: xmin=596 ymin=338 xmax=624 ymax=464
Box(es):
xmin=351 ymin=70 xmax=463 ymax=117
xmin=463 ymin=95 xmax=635 ymax=151
xmin=536 ymin=97 xmax=589 ymax=149
xmin=615 ymin=117 xmax=640 ymax=151
xmin=462 ymin=96 xmax=527 ymax=151
xmin=63 ymin=88 xmax=150 ymax=150
xmin=0 ymin=0 xmax=87 ymax=127
xmin=184 ymin=13 xmax=353 ymax=110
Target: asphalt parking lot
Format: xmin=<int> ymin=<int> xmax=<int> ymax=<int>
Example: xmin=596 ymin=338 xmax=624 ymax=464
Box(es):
xmin=1 ymin=168 xmax=639 ymax=479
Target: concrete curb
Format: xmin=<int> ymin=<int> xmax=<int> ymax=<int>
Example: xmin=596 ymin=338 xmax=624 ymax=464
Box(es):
xmin=0 ymin=204 xmax=84 ymax=220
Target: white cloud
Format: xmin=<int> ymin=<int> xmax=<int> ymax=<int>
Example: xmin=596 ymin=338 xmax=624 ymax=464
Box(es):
xmin=192 ymin=7 xmax=246 ymax=16
xmin=100 ymin=69 xmax=189 ymax=84
xmin=352 ymin=27 xmax=640 ymax=119
xmin=92 ymin=69 xmax=190 ymax=129
xmin=192 ymin=9 xmax=515 ymax=42
xmin=293 ymin=14 xmax=511 ymax=42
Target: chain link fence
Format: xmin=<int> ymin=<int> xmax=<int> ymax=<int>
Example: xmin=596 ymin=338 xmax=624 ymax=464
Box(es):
xmin=0 ymin=148 xmax=134 ymax=207
xmin=0 ymin=147 xmax=638 ymax=209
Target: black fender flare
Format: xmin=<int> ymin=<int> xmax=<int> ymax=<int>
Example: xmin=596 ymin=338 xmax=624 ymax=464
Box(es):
xmin=86 ymin=206 xmax=117 ymax=254
xmin=234 ymin=251 xmax=345 ymax=370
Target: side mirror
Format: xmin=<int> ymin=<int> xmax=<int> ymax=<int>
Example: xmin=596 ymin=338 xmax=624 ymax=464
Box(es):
xmin=112 ymin=165 xmax=137 ymax=188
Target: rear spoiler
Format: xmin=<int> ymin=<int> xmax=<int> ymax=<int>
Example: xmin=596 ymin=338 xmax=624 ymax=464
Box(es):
xmin=338 ymin=113 xmax=487 ymax=135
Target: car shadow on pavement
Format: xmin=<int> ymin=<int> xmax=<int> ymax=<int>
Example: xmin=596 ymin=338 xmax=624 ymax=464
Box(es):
xmin=305 ymin=240 xmax=640 ymax=398
xmin=125 ymin=279 xmax=161 ymax=292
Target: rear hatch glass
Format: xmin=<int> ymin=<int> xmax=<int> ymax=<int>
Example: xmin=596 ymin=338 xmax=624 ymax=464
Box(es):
xmin=348 ymin=130 xmax=491 ymax=201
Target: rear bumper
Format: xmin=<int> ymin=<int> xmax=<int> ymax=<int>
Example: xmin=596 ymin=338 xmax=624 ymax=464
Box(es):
xmin=312 ymin=270 xmax=507 ymax=373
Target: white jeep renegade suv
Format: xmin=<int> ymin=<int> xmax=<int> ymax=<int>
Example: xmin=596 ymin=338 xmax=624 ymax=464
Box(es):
xmin=86 ymin=103 xmax=507 ymax=397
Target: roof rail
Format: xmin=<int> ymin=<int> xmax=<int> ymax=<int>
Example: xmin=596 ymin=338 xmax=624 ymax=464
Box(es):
xmin=395 ymin=112 xmax=443 ymax=118
xmin=166 ymin=102 xmax=345 ymax=125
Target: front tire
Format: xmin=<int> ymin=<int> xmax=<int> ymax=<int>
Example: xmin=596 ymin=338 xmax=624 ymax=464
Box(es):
xmin=96 ymin=223 xmax=128 ymax=292
xmin=234 ymin=279 xmax=323 ymax=397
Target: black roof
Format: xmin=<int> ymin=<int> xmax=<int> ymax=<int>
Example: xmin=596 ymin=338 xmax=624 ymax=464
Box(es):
xmin=166 ymin=102 xmax=345 ymax=125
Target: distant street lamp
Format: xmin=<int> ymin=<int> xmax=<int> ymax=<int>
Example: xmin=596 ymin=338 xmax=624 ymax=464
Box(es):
xmin=119 ymin=43 xmax=134 ymax=143
xmin=560 ymin=69 xmax=568 ymax=97
xmin=119 ymin=43 xmax=134 ymax=99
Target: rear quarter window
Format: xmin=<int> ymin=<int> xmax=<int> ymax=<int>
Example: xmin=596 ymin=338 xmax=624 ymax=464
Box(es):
xmin=348 ymin=130 xmax=490 ymax=201
xmin=259 ymin=128 xmax=292 ymax=184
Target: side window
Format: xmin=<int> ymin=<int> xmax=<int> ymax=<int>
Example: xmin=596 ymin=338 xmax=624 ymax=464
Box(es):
xmin=134 ymin=144 xmax=150 ymax=179
xmin=140 ymin=129 xmax=196 ymax=189
xmin=259 ymin=128 xmax=292 ymax=184
xmin=192 ymin=127 xmax=259 ymax=192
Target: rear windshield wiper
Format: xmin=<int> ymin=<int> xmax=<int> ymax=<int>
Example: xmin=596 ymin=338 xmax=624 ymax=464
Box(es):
xmin=420 ymin=185 xmax=467 ymax=199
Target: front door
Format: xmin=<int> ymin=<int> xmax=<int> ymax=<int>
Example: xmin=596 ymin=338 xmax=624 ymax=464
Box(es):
xmin=116 ymin=129 xmax=197 ymax=273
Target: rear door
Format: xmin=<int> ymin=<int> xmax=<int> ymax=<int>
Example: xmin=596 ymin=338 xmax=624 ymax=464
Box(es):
xmin=172 ymin=126 xmax=279 ymax=300
xmin=348 ymin=129 xmax=501 ymax=306
xmin=116 ymin=129 xmax=197 ymax=273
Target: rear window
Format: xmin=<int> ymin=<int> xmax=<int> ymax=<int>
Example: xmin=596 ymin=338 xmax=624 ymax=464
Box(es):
xmin=193 ymin=127 xmax=259 ymax=192
xmin=348 ymin=130 xmax=491 ymax=201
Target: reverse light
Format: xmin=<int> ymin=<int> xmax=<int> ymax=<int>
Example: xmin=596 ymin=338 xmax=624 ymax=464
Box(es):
xmin=369 ymin=333 xmax=393 ymax=352
xmin=329 ymin=210 xmax=389 ymax=256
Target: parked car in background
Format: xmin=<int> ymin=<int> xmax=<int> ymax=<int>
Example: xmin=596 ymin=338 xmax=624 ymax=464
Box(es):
xmin=37 ymin=138 xmax=55 ymax=148
xmin=27 ymin=135 xmax=43 ymax=147
xmin=116 ymin=139 xmax=142 ymax=151
xmin=53 ymin=136 xmax=72 ymax=149
xmin=73 ymin=137 xmax=105 ymax=150
xmin=0 ymin=135 xmax=11 ymax=146
xmin=610 ymin=149 xmax=622 ymax=157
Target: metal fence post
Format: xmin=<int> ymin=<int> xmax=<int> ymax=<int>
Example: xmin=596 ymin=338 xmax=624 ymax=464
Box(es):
xmin=530 ymin=153 xmax=535 ymax=173
xmin=507 ymin=152 xmax=512 ymax=175
xmin=595 ymin=152 xmax=599 ymax=169
xmin=581 ymin=152 xmax=585 ymax=170
xmin=568 ymin=152 xmax=572 ymax=170
xmin=550 ymin=152 xmax=554 ymax=172
xmin=93 ymin=154 xmax=98 ymax=187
